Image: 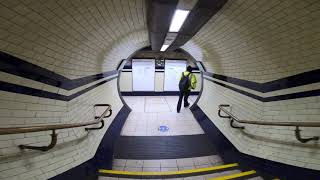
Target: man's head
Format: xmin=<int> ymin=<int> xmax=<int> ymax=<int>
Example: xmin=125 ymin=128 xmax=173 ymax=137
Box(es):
xmin=186 ymin=65 xmax=192 ymax=72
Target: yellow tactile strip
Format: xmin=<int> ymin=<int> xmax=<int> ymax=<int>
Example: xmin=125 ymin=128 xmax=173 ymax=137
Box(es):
xmin=209 ymin=170 xmax=256 ymax=180
xmin=99 ymin=163 xmax=238 ymax=178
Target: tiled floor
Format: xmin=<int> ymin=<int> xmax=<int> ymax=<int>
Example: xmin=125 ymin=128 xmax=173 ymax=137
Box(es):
xmin=121 ymin=96 xmax=204 ymax=136
xmin=111 ymin=155 xmax=224 ymax=171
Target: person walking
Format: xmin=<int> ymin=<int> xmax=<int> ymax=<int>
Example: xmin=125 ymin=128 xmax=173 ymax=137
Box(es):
xmin=177 ymin=65 xmax=197 ymax=113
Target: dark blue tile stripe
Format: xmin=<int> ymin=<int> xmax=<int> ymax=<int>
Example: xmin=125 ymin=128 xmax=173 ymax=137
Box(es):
xmin=203 ymin=69 xmax=320 ymax=93
xmin=0 ymin=76 xmax=117 ymax=101
xmin=204 ymin=77 xmax=320 ymax=102
xmin=0 ymin=51 xmax=118 ymax=90
xmin=59 ymin=70 xmax=118 ymax=90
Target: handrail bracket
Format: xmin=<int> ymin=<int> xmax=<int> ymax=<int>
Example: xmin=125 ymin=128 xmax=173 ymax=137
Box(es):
xmin=85 ymin=120 xmax=104 ymax=131
xmin=230 ymin=119 xmax=245 ymax=129
xmin=295 ymin=126 xmax=319 ymax=143
xmin=19 ymin=130 xmax=57 ymax=151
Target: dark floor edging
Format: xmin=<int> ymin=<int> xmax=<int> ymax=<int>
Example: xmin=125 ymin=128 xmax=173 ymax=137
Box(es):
xmin=50 ymin=105 xmax=131 ymax=180
xmin=114 ymin=135 xmax=217 ymax=159
xmin=190 ymin=104 xmax=320 ymax=180
xmin=121 ymin=91 xmax=200 ymax=96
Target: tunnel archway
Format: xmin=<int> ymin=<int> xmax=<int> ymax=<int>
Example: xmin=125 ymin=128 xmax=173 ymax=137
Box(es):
xmin=116 ymin=46 xmax=205 ymax=112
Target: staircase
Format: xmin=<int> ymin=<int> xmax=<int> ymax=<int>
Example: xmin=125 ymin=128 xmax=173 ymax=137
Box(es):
xmin=98 ymin=156 xmax=276 ymax=180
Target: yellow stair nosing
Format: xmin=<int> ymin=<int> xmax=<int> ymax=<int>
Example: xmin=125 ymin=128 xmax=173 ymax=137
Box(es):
xmin=99 ymin=163 xmax=239 ymax=176
xmin=209 ymin=170 xmax=257 ymax=180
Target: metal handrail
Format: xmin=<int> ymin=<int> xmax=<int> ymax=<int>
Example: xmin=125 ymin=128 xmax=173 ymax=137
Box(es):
xmin=0 ymin=104 xmax=112 ymax=151
xmin=218 ymin=104 xmax=320 ymax=143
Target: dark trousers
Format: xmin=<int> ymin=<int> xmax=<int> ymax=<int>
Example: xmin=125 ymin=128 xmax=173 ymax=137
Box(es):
xmin=177 ymin=90 xmax=190 ymax=113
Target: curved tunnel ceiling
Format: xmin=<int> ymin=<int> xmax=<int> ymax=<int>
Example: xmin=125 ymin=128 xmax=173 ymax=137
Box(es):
xmin=0 ymin=0 xmax=149 ymax=78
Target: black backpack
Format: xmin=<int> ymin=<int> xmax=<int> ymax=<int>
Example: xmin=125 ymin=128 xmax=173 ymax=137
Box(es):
xmin=179 ymin=72 xmax=191 ymax=92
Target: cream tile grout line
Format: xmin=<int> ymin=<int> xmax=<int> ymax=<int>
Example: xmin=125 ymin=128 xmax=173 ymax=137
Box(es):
xmin=143 ymin=96 xmax=146 ymax=113
xmin=164 ymin=96 xmax=173 ymax=112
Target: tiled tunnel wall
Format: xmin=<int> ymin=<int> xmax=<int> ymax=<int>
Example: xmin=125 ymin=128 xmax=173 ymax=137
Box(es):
xmin=0 ymin=0 xmax=147 ymax=78
xmin=0 ymin=0 xmax=319 ymax=179
xmin=0 ymin=0 xmax=148 ymax=179
xmin=183 ymin=0 xmax=320 ymax=170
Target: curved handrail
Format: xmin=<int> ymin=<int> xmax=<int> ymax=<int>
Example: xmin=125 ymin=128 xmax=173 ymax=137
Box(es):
xmin=0 ymin=104 xmax=112 ymax=151
xmin=218 ymin=104 xmax=320 ymax=143
xmin=0 ymin=104 xmax=112 ymax=135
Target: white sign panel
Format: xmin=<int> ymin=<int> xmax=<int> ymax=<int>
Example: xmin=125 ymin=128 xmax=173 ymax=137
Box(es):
xmin=164 ymin=60 xmax=187 ymax=91
xmin=132 ymin=59 xmax=155 ymax=91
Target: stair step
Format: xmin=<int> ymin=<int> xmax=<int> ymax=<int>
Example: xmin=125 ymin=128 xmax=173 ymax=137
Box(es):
xmin=209 ymin=170 xmax=256 ymax=180
xmin=99 ymin=163 xmax=239 ymax=179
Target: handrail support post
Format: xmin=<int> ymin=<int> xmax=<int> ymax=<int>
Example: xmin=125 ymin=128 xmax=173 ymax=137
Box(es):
xmin=295 ymin=126 xmax=319 ymax=143
xmin=19 ymin=130 xmax=58 ymax=151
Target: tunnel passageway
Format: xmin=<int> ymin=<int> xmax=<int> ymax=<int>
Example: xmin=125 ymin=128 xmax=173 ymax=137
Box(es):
xmin=0 ymin=0 xmax=319 ymax=180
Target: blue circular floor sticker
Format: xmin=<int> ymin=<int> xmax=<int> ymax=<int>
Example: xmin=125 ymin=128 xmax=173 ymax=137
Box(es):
xmin=158 ymin=125 xmax=169 ymax=132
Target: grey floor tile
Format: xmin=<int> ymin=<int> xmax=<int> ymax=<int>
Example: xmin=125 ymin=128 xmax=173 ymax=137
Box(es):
xmin=178 ymin=166 xmax=194 ymax=171
xmin=125 ymin=160 xmax=143 ymax=168
xmin=112 ymin=166 xmax=125 ymax=171
xmin=183 ymin=175 xmax=205 ymax=180
xmin=193 ymin=156 xmax=211 ymax=166
xmin=208 ymin=155 xmax=223 ymax=165
xmin=160 ymin=159 xmax=177 ymax=168
xmin=113 ymin=159 xmax=127 ymax=167
xmin=161 ymin=167 xmax=178 ymax=172
xmin=142 ymin=167 xmax=161 ymax=172
xmin=195 ymin=164 xmax=212 ymax=168
xmin=98 ymin=177 xmax=118 ymax=180
xmin=124 ymin=167 xmax=143 ymax=171
xmin=143 ymin=160 xmax=161 ymax=168
xmin=177 ymin=158 xmax=195 ymax=167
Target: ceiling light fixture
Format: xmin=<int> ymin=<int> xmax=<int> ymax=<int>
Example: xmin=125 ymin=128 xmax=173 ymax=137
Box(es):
xmin=169 ymin=9 xmax=190 ymax=32
xmin=160 ymin=44 xmax=169 ymax=52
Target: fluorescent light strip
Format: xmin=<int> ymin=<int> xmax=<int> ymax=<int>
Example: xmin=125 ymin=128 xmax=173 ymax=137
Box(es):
xmin=169 ymin=9 xmax=190 ymax=32
xmin=160 ymin=45 xmax=169 ymax=51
